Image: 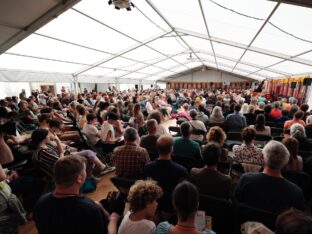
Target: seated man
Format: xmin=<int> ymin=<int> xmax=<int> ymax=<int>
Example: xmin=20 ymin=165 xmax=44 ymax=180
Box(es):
xmin=33 ymin=156 xmax=119 ymax=234
xmin=144 ymin=135 xmax=188 ymax=213
xmin=234 ymin=140 xmax=304 ymax=213
xmin=140 ymin=119 xmax=159 ymax=154
xmin=191 ymin=143 xmax=232 ymax=199
xmin=112 ymin=128 xmax=150 ymax=179
xmin=173 ymin=122 xmax=201 ymax=161
xmin=224 ymin=104 xmax=247 ymax=131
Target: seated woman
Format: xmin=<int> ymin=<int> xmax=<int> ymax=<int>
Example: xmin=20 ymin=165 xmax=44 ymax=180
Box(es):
xmin=129 ymin=103 xmax=144 ymax=131
xmin=156 ymin=181 xmax=215 ymax=234
xmin=189 ymin=110 xmax=207 ymax=143
xmin=100 ymin=112 xmax=124 ymax=153
xmin=282 ymin=137 xmax=303 ymax=172
xmin=118 ymin=180 xmax=163 ymax=234
xmin=77 ymin=106 xmax=88 ymax=129
xmin=206 ymin=126 xmax=228 ymax=162
xmin=232 ymin=127 xmax=264 ymax=172
xmin=191 ymin=143 xmax=232 ymax=199
xmin=209 ymin=106 xmax=224 ymax=124
xmin=30 ymin=129 xmax=108 ymax=176
xmin=171 ymin=103 xmax=191 ymax=121
xmin=249 ymin=114 xmax=271 ymax=136
xmin=147 ymin=111 xmax=169 ymax=135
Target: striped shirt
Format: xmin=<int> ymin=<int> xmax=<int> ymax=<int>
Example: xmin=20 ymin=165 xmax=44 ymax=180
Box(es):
xmin=33 ymin=144 xmax=60 ymax=174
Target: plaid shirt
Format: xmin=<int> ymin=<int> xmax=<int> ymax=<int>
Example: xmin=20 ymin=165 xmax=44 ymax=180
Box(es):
xmin=112 ymin=144 xmax=150 ymax=179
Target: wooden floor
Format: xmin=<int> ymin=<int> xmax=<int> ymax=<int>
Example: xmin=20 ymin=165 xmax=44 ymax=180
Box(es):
xmin=19 ymin=171 xmax=117 ymax=234
xmin=19 ymin=119 xmax=176 ymax=234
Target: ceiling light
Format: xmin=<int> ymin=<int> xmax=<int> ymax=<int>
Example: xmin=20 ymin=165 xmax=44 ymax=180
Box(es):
xmin=108 ymin=0 xmax=135 ymax=11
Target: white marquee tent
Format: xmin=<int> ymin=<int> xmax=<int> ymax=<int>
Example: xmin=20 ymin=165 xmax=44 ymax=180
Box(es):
xmin=0 ymin=0 xmax=312 ymax=98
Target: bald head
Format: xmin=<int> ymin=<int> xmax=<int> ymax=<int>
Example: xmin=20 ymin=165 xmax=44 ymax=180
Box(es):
xmin=156 ymin=135 xmax=173 ymax=157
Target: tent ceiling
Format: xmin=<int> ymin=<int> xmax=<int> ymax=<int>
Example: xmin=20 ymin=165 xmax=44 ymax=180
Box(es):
xmin=0 ymin=0 xmax=312 ymax=82
xmin=0 ymin=0 xmax=80 ymax=54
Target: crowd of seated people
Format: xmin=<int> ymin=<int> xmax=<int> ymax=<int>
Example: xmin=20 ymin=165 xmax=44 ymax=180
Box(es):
xmin=1 ymin=87 xmax=312 ymax=233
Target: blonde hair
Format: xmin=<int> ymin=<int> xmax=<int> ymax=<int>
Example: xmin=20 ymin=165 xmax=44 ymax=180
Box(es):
xmin=128 ymin=180 xmax=163 ymax=213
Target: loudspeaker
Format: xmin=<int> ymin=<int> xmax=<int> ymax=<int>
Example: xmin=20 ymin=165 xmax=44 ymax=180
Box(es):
xmin=290 ymin=82 xmax=296 ymax=89
xmin=303 ymin=78 xmax=312 ymax=86
xmin=135 ymin=84 xmax=138 ymax=90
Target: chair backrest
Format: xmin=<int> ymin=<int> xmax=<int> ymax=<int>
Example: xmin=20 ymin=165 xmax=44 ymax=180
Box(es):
xmin=273 ymin=136 xmax=284 ymax=142
xmin=266 ymin=122 xmax=275 ymax=127
xmin=271 ymin=127 xmax=283 ymax=137
xmin=282 ymin=171 xmax=312 ymax=200
xmin=235 ymin=203 xmax=278 ymax=231
xmin=191 ymin=128 xmax=206 ymax=136
xmin=199 ymin=194 xmax=234 ymax=234
xmin=110 ymin=176 xmax=136 ymax=197
xmin=168 ymin=126 xmax=181 ymax=137
xmin=255 ymin=134 xmax=272 ymax=142
xmin=176 ymin=118 xmax=188 ymax=126
xmin=209 ymin=122 xmax=226 ymax=131
xmin=227 ymin=132 xmax=242 ymax=141
xmin=171 ymin=154 xmax=203 ymax=172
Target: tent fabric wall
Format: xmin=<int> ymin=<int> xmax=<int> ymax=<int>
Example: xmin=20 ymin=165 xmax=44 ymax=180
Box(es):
xmin=163 ymin=69 xmax=254 ymax=83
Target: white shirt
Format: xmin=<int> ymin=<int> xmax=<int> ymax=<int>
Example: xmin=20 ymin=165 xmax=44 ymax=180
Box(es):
xmin=118 ymin=211 xmax=155 ymax=234
xmin=82 ymin=123 xmax=100 ymax=145
xmin=100 ymin=122 xmax=115 ymax=142
xmin=190 ymin=120 xmax=207 ymax=142
xmin=156 ymin=125 xmax=169 ymax=135
xmin=146 ymin=102 xmax=154 ymax=114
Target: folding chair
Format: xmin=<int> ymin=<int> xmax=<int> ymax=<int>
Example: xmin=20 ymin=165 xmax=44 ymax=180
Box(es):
xmin=199 ymin=194 xmax=234 ymax=234
xmin=110 ymin=176 xmax=136 ymax=198
xmin=226 ymin=132 xmax=242 ymax=150
xmin=171 ymin=154 xmax=203 ymax=172
xmin=235 ymin=202 xmax=278 ymax=231
xmin=168 ymin=126 xmax=181 ymax=137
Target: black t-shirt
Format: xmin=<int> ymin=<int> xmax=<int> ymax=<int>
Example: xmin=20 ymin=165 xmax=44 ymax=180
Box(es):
xmin=33 ymin=193 xmax=108 ymax=234
xmin=140 ymin=135 xmax=159 ymax=153
xmin=143 ymin=160 xmax=188 ymax=212
xmin=234 ymin=173 xmax=304 ymax=213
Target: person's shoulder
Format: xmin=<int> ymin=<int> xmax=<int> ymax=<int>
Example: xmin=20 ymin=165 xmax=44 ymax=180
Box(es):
xmin=191 ymin=139 xmax=200 ymax=146
xmin=240 ymin=172 xmax=262 ymax=181
xmin=203 ymin=230 xmax=216 ymax=234
xmin=156 ymin=221 xmax=172 ymax=234
xmin=138 ymin=146 xmax=148 ymax=154
xmin=191 ymin=167 xmax=202 ymax=176
xmin=35 ymin=192 xmax=53 ymax=206
xmin=173 ymin=137 xmax=182 ymax=143
xmin=113 ymin=145 xmax=124 ymax=152
xmin=171 ymin=161 xmax=188 ymax=174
